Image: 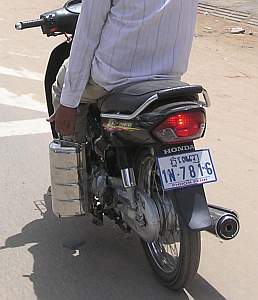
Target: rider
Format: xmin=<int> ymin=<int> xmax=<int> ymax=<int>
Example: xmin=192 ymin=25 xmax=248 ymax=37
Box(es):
xmin=49 ymin=0 xmax=199 ymax=140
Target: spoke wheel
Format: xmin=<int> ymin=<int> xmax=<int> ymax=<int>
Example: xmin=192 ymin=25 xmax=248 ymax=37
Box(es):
xmin=137 ymin=153 xmax=201 ymax=290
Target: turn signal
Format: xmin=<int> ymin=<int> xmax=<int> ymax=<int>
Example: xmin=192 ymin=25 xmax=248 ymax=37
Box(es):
xmin=152 ymin=111 xmax=206 ymax=143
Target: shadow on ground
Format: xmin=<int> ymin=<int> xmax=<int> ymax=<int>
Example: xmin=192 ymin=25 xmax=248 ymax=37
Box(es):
xmin=2 ymin=191 xmax=227 ymax=300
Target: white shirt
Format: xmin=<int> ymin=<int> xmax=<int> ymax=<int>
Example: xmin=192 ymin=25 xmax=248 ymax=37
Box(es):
xmin=60 ymin=0 xmax=199 ymax=108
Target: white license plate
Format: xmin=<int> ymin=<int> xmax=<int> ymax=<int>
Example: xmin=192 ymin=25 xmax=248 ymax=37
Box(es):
xmin=157 ymin=149 xmax=217 ymax=190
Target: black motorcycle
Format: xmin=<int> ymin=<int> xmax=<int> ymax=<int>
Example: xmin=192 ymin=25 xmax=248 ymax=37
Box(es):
xmin=16 ymin=0 xmax=240 ymax=290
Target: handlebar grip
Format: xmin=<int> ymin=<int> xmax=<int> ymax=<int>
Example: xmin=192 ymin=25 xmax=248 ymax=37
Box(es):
xmin=15 ymin=19 xmax=45 ymax=30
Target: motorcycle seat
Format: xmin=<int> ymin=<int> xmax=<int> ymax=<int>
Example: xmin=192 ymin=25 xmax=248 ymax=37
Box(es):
xmin=98 ymin=80 xmax=203 ymax=117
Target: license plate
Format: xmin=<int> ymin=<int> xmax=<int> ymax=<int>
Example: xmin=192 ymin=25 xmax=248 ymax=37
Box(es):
xmin=156 ymin=149 xmax=217 ymax=190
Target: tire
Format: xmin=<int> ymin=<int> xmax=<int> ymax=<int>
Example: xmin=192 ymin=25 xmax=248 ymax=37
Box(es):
xmin=136 ymin=152 xmax=201 ymax=290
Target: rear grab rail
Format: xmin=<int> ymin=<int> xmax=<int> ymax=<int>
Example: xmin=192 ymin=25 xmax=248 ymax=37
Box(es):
xmin=100 ymin=86 xmax=210 ymax=121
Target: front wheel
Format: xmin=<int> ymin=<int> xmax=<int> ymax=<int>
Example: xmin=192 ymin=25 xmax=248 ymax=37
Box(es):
xmin=137 ymin=152 xmax=201 ymax=290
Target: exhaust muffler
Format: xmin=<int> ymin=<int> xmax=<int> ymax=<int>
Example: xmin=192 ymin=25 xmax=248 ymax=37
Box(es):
xmin=206 ymin=204 xmax=240 ymax=240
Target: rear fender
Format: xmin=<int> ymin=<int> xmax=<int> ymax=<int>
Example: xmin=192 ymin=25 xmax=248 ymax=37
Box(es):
xmin=171 ymin=185 xmax=212 ymax=231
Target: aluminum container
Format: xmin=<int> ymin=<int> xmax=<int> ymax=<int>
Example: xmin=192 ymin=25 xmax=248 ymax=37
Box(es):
xmin=49 ymin=140 xmax=85 ymax=217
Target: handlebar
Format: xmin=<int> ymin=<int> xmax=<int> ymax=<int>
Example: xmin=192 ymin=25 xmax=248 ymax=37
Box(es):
xmin=15 ymin=5 xmax=79 ymax=35
xmin=15 ymin=18 xmax=45 ymax=30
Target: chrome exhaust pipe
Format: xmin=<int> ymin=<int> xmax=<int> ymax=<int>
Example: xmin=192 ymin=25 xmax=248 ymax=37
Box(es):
xmin=206 ymin=204 xmax=240 ymax=240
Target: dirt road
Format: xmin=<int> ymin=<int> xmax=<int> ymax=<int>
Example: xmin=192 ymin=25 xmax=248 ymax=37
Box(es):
xmin=185 ymin=14 xmax=258 ymax=300
xmin=0 ymin=1 xmax=258 ymax=300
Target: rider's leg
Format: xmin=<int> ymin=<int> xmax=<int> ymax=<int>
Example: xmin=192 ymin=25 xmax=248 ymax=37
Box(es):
xmin=52 ymin=59 xmax=108 ymax=143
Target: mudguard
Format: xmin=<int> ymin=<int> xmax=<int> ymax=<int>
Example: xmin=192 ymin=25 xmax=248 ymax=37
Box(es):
xmin=44 ymin=42 xmax=71 ymax=138
xmin=172 ymin=185 xmax=212 ymax=231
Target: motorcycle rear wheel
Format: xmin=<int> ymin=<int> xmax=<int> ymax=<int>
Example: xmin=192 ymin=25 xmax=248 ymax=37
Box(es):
xmin=137 ymin=153 xmax=201 ymax=290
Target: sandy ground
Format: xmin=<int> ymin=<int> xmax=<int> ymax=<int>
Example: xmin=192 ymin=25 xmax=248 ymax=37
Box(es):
xmin=185 ymin=14 xmax=258 ymax=300
xmin=0 ymin=1 xmax=258 ymax=300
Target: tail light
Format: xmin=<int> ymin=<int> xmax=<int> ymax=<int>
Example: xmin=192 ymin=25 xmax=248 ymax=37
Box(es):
xmin=152 ymin=110 xmax=206 ymax=143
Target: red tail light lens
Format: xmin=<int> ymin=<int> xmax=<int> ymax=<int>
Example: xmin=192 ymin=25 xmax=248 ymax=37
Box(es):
xmin=152 ymin=111 xmax=206 ymax=143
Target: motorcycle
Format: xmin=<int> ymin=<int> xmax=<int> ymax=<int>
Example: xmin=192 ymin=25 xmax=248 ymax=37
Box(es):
xmin=15 ymin=0 xmax=240 ymax=290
